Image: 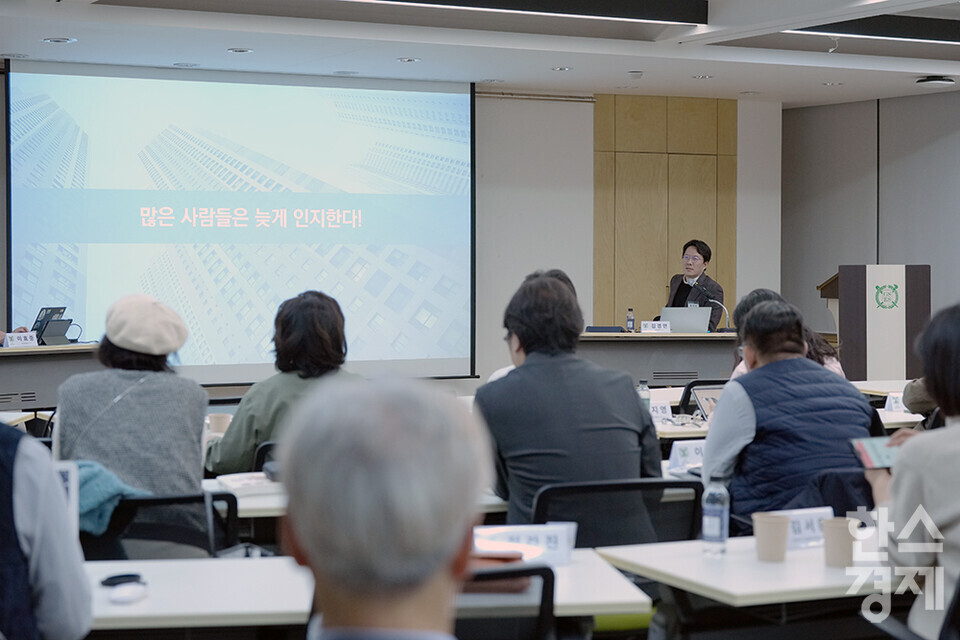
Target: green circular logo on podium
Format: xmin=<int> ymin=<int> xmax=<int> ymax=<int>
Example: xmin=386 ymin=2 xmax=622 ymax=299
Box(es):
xmin=875 ymin=284 xmax=899 ymax=309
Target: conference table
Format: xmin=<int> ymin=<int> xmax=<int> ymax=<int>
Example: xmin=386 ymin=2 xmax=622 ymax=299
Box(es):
xmin=87 ymin=549 xmax=650 ymax=635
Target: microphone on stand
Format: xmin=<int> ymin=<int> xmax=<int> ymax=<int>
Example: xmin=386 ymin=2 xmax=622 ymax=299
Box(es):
xmin=691 ymin=282 xmax=731 ymax=331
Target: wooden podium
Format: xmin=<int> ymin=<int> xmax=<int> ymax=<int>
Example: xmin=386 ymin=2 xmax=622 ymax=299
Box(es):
xmin=818 ymin=265 xmax=930 ymax=381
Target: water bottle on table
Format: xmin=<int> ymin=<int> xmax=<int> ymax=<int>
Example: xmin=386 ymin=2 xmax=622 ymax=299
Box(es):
xmin=702 ymin=476 xmax=729 ymax=555
xmin=636 ymin=379 xmax=651 ymax=413
xmin=626 ymin=308 xmax=635 ymax=332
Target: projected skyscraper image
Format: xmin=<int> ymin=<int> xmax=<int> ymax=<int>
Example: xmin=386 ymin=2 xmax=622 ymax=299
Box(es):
xmin=8 ymin=70 xmax=473 ymax=379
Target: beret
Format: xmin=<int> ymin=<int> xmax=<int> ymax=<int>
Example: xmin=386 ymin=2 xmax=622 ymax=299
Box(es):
xmin=104 ymin=294 xmax=187 ymax=356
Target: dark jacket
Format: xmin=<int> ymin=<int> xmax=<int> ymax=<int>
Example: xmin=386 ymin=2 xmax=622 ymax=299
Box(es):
xmin=730 ymin=357 xmax=873 ymax=519
xmin=667 ymin=272 xmax=725 ymax=331
xmin=475 ymin=351 xmax=662 ymax=524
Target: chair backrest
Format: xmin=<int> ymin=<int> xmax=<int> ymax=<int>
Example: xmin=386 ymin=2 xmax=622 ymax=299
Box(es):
xmin=81 ymin=491 xmax=238 ymax=560
xmin=531 ymin=478 xmax=703 ymax=547
xmin=457 ymin=565 xmax=555 ymax=640
xmin=940 ymin=574 xmax=960 ymax=640
xmin=253 ymin=440 xmax=277 ymax=472
xmin=678 ymin=379 xmax=730 ymax=414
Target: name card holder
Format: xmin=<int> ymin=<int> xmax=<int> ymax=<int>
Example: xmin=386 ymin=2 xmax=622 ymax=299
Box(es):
xmin=640 ymin=321 xmax=671 ymax=334
xmin=767 ymin=506 xmax=835 ymax=549
xmin=3 ymin=331 xmax=38 ymax=348
xmin=648 ymin=401 xmax=673 ymax=425
xmin=474 ymin=523 xmax=576 ymax=565
xmin=667 ymin=438 xmax=705 ymax=474
xmin=884 ymin=392 xmax=906 ymax=413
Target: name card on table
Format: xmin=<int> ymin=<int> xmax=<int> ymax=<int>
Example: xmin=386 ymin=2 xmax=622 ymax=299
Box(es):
xmin=767 ymin=507 xmax=835 ymax=549
xmin=667 ymin=438 xmax=705 ymax=474
xmin=648 ymin=401 xmax=673 ymax=425
xmin=474 ymin=523 xmax=576 ymax=565
xmin=640 ymin=321 xmax=670 ymax=333
xmin=884 ymin=392 xmax=906 ymax=413
xmin=3 ymin=331 xmax=38 ymax=348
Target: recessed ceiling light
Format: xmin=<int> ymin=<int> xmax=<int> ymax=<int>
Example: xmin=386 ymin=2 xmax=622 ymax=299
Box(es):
xmin=2 ymin=53 xmax=28 ymax=59
xmin=739 ymin=90 xmax=760 ymax=95
xmin=822 ymin=82 xmax=844 ymax=86
xmin=693 ymin=74 xmax=713 ymax=80
xmin=172 ymin=62 xmax=200 ymax=68
xmin=616 ymin=85 xmax=640 ymax=90
xmin=227 ymin=47 xmax=254 ymax=54
xmin=552 ymin=67 xmax=571 ymax=72
xmin=916 ymin=75 xmax=955 ymax=87
xmin=480 ymin=79 xmax=504 ymax=83
xmin=627 ymin=70 xmax=644 ymax=77
xmin=334 ymin=70 xmax=360 ymax=76
xmin=42 ymin=37 xmax=77 ymax=44
xmin=397 ymin=57 xmax=421 ymax=63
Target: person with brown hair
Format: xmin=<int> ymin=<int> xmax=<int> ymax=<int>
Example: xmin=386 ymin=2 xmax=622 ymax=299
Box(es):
xmin=205 ymin=290 xmax=359 ymax=475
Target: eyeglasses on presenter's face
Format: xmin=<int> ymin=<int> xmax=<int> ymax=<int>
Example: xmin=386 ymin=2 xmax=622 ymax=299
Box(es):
xmin=682 ymin=250 xmax=707 ymax=278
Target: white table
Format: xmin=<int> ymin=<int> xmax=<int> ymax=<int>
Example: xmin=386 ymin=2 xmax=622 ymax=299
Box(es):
xmin=597 ymin=536 xmax=885 ymax=608
xmin=88 ymin=556 xmax=313 ymax=630
xmin=0 ymin=411 xmax=35 ymax=429
xmin=852 ymin=380 xmax=911 ymax=397
xmin=201 ymin=479 xmax=508 ymax=519
xmin=877 ymin=409 xmax=923 ymax=430
xmin=88 ymin=549 xmax=649 ymax=631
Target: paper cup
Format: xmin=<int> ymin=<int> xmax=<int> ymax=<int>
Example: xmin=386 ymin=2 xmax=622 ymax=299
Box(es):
xmin=823 ymin=517 xmax=857 ymax=568
xmin=207 ymin=413 xmax=233 ymax=434
xmin=752 ymin=512 xmax=790 ymax=562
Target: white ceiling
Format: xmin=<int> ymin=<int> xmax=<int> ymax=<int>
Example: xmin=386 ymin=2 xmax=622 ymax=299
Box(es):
xmin=1 ymin=0 xmax=960 ymax=107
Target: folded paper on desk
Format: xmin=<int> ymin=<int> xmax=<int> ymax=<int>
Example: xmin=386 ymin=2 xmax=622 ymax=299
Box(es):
xmin=473 ymin=523 xmax=576 ymax=565
xmin=667 ymin=438 xmax=705 ymax=475
xmin=216 ymin=472 xmax=283 ymax=497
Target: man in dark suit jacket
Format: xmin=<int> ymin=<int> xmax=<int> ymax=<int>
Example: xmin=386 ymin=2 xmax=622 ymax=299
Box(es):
xmin=475 ymin=274 xmax=662 ymax=524
xmin=666 ymin=239 xmax=725 ymax=331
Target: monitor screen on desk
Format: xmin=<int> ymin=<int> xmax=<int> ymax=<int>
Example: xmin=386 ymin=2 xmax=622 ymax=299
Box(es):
xmin=7 ymin=63 xmax=475 ymax=383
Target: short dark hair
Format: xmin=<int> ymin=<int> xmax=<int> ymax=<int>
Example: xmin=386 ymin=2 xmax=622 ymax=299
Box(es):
xmin=504 ymin=276 xmax=583 ymax=355
xmin=682 ymin=239 xmax=712 ymax=264
xmin=274 ymin=291 xmax=347 ymax=378
xmin=524 ymin=269 xmax=577 ymax=299
xmin=733 ymin=288 xmax=785 ymax=329
xmin=917 ymin=303 xmax=960 ymax=416
xmin=741 ymin=300 xmax=805 ymax=357
xmin=98 ymin=336 xmax=171 ymax=372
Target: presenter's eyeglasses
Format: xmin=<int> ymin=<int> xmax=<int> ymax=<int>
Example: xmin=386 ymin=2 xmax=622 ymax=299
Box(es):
xmin=682 ymin=255 xmax=703 ymax=263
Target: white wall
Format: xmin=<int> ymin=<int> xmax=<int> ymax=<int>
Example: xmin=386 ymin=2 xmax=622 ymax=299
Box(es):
xmin=781 ymin=100 xmax=879 ymax=332
xmin=456 ymin=96 xmax=594 ymax=394
xmin=737 ymin=101 xmax=782 ymax=302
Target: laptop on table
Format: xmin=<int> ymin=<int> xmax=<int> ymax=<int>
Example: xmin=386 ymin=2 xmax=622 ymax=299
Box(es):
xmin=660 ymin=307 xmax=712 ymax=333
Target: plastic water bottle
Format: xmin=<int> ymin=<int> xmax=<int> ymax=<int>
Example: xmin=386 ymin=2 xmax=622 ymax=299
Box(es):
xmin=626 ymin=308 xmax=635 ymax=332
xmin=636 ymin=379 xmax=651 ymax=413
xmin=702 ymin=477 xmax=730 ymax=555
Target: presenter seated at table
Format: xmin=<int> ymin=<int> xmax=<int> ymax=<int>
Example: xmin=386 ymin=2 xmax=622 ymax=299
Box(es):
xmin=280 ymin=378 xmax=491 ymax=640
xmin=475 ymin=274 xmax=661 ymax=524
xmin=728 ymin=288 xmax=845 ymax=379
xmin=0 ymin=423 xmax=91 ymax=640
xmin=55 ymin=294 xmax=208 ymax=551
xmin=205 ymin=290 xmax=359 ymax=475
xmin=665 ymin=239 xmax=724 ymax=332
xmin=0 ymin=326 xmax=28 ymax=345
xmin=866 ymin=303 xmax=960 ymax=640
xmin=702 ymin=301 xmax=872 ymax=528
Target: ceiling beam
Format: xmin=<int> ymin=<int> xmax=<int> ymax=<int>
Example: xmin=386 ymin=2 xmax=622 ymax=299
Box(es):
xmin=659 ymin=0 xmax=954 ymax=45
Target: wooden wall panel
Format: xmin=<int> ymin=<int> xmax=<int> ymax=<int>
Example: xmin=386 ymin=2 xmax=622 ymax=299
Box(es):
xmin=668 ymin=155 xmax=717 ymax=288
xmin=716 ymin=155 xmax=737 ymax=321
xmin=594 ymin=151 xmax=616 ymax=325
xmin=615 ymin=153 xmax=669 ymax=323
xmin=667 ymin=97 xmax=717 ymax=155
xmin=594 ymin=94 xmax=615 ymax=152
xmin=615 ymin=96 xmax=666 ymax=153
xmin=717 ymin=99 xmax=738 ymax=156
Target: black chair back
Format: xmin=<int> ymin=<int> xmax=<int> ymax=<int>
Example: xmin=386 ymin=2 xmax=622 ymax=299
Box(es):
xmin=531 ymin=478 xmax=703 ymax=547
xmin=80 ymin=491 xmax=238 ymax=560
xmin=253 ymin=440 xmax=277 ymax=472
xmin=457 ymin=565 xmax=555 ymax=640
